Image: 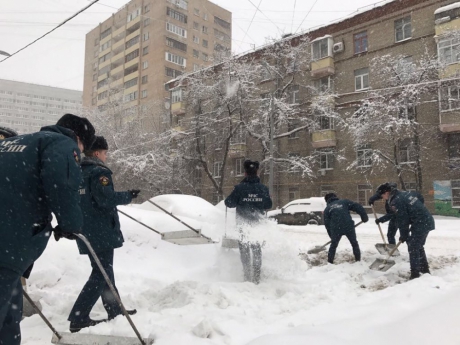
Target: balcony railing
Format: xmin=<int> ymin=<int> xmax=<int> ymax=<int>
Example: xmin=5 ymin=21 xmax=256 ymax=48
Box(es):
xmin=311 ymin=57 xmax=335 ymax=79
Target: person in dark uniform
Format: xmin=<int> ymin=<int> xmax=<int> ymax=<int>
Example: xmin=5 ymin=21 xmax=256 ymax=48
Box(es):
xmin=0 ymin=114 xmax=95 ymax=345
xmin=224 ymin=160 xmax=272 ymax=284
xmin=67 ymin=136 xmax=140 ymax=333
xmin=323 ymin=193 xmax=369 ymax=264
xmin=376 ymin=183 xmax=434 ymax=279
xmin=0 ymin=126 xmax=18 ymax=140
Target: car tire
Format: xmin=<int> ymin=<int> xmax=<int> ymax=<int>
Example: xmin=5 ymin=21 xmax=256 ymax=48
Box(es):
xmin=307 ymin=218 xmax=319 ymax=225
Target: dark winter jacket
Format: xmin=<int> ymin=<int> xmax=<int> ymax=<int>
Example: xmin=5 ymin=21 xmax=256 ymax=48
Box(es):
xmin=0 ymin=125 xmax=83 ymax=274
xmin=324 ymin=197 xmax=369 ymax=236
xmin=389 ymin=190 xmax=434 ymax=239
xmin=377 ymin=192 xmax=424 ymax=224
xmin=224 ymin=176 xmax=272 ymax=224
xmin=76 ymin=156 xmax=132 ymax=254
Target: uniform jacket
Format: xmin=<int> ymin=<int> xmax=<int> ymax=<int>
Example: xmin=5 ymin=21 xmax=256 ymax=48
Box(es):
xmin=224 ymin=176 xmax=272 ymax=224
xmin=0 ymin=126 xmax=82 ymax=274
xmin=76 ymin=156 xmax=132 ymax=254
xmin=389 ymin=190 xmax=434 ymax=238
xmin=324 ymin=197 xmax=369 ymax=235
xmin=378 ymin=192 xmax=424 ymax=224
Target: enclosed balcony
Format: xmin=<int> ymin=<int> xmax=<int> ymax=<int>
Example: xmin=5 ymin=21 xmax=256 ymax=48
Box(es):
xmin=228 ymin=144 xmax=247 ymax=158
xmin=171 ymin=102 xmax=186 ymax=115
xmin=311 ymin=57 xmax=335 ymax=79
xmin=311 ymin=129 xmax=337 ymax=148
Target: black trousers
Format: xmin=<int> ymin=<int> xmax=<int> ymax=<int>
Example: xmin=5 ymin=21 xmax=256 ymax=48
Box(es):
xmin=238 ymin=241 xmax=262 ymax=283
xmin=68 ymin=249 xmax=122 ymax=322
xmin=0 ymin=268 xmax=22 ymax=345
xmin=407 ymin=229 xmax=430 ymax=274
xmin=328 ymin=230 xmax=361 ymax=264
xmin=387 ymin=219 xmax=398 ymax=245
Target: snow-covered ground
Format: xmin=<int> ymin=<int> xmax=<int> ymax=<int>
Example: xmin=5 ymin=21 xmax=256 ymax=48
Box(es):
xmin=21 ymin=199 xmax=460 ymax=345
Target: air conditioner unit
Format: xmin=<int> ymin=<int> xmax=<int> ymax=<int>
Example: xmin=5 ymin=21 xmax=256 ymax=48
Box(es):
xmin=319 ymin=169 xmax=326 ymax=176
xmin=333 ymin=42 xmax=344 ymax=54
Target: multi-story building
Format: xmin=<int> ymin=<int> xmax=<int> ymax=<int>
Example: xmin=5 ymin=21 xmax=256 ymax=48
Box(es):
xmin=0 ymin=79 xmax=82 ymax=134
xmin=82 ymin=0 xmax=231 ymax=129
xmin=168 ymin=0 xmax=460 ymax=216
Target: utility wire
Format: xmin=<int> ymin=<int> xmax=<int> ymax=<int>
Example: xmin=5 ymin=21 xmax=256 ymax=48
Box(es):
xmin=0 ymin=0 xmax=101 ymax=63
xmin=238 ymin=0 xmax=263 ymax=52
xmin=246 ymin=0 xmax=283 ymax=36
xmin=294 ymin=0 xmax=319 ymax=34
xmin=290 ymin=0 xmax=297 ymax=34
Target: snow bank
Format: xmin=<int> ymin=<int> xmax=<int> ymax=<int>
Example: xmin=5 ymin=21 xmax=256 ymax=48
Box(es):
xmin=435 ymin=2 xmax=460 ymax=15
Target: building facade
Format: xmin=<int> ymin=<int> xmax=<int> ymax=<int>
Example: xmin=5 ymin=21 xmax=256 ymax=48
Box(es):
xmin=82 ymin=0 xmax=231 ymax=130
xmin=0 ymin=79 xmax=82 ymax=134
xmin=169 ymin=0 xmax=460 ymax=216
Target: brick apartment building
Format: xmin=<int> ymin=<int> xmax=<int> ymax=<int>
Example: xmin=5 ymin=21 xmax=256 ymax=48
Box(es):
xmin=82 ymin=0 xmax=231 ymax=130
xmin=168 ymin=0 xmax=460 ymax=216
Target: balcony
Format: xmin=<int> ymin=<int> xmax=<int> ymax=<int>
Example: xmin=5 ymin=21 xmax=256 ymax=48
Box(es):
xmin=125 ymin=42 xmax=140 ymax=56
xmin=440 ymin=111 xmax=460 ymax=133
xmin=311 ymin=57 xmax=335 ymax=79
xmin=100 ymin=33 xmax=112 ymax=46
xmin=112 ymin=38 xmax=125 ymax=52
xmin=126 ymin=16 xmax=140 ymax=30
xmin=311 ymin=129 xmax=337 ymax=148
xmin=98 ymin=73 xmax=109 ymax=82
xmin=112 ymin=25 xmax=126 ymax=40
xmin=111 ymin=50 xmax=124 ymax=64
xmin=228 ymin=144 xmax=247 ymax=158
xmin=124 ymin=58 xmax=139 ymax=69
xmin=171 ymin=101 xmax=186 ymax=115
xmin=110 ymin=77 xmax=123 ymax=88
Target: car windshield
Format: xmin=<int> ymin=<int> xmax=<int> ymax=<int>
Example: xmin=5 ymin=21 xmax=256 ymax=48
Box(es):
xmin=284 ymin=204 xmax=311 ymax=213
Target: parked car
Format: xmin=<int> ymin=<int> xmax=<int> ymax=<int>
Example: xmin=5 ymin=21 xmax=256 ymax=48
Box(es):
xmin=267 ymin=197 xmax=326 ymax=225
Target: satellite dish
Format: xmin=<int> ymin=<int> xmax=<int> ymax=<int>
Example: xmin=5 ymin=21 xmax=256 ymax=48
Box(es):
xmin=164 ymin=102 xmax=170 ymax=109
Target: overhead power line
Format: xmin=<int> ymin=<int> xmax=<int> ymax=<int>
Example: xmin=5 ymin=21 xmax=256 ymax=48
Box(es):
xmin=238 ymin=0 xmax=263 ymax=52
xmin=0 ymin=0 xmax=101 ymax=63
xmin=294 ymin=0 xmax=319 ymax=34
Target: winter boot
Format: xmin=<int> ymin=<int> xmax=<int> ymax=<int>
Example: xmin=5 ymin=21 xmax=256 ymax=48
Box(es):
xmin=108 ymin=309 xmax=137 ymax=320
xmin=420 ymin=266 xmax=431 ymax=275
xmin=409 ymin=271 xmax=421 ymax=280
xmin=69 ymin=318 xmax=107 ymax=333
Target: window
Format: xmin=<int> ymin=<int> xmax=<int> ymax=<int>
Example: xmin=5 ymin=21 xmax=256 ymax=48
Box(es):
xmin=142 ymin=75 xmax=148 ymax=84
xmin=99 ymin=53 xmax=110 ymax=64
xmin=354 ymin=31 xmax=368 ymax=54
xmin=399 ymin=138 xmax=416 ymax=164
xmin=202 ymin=39 xmax=208 ymax=48
xmin=289 ymin=188 xmax=300 ymax=201
xmin=124 ymin=91 xmax=138 ymax=102
xmin=319 ymin=149 xmax=334 ymax=170
xmin=193 ymin=64 xmax=200 ymax=71
xmin=202 ymin=53 xmax=208 ymax=61
xmin=165 ymin=52 xmax=186 ymax=66
xmin=166 ymin=22 xmax=187 ymax=38
xmin=395 ymin=16 xmax=411 ymax=42
xmin=125 ymin=49 xmax=139 ymax=62
xmin=144 ymin=4 xmax=150 ymax=13
xmin=193 ymin=35 xmax=199 ymax=44
xmin=143 ymin=46 xmax=149 ymax=55
xmin=312 ymin=37 xmax=332 ymax=60
xmin=203 ymin=13 xmax=208 ymax=21
xmin=171 ymin=88 xmax=183 ymax=103
xmin=399 ymin=103 xmax=415 ymax=120
xmin=124 ymin=64 xmax=139 ymax=76
xmin=97 ymin=78 xmax=108 ymax=89
xmin=438 ymin=37 xmax=460 ymax=65
xmin=100 ymin=40 xmax=111 ymax=52
xmin=235 ymin=158 xmax=245 ymax=176
xmin=124 ymin=77 xmax=138 ymax=89
xmin=202 ymin=26 xmax=208 ymax=34
xmin=194 ymin=8 xmax=199 ymax=15
xmin=441 ymin=83 xmax=460 ymax=111
xmin=288 ymin=120 xmax=300 ymax=139
xmin=141 ymin=90 xmax=147 ymax=98
xmin=357 ymin=184 xmax=373 ymax=207
xmin=166 ymin=37 xmax=187 ymax=52
xmin=167 ymin=7 xmax=187 ymax=24
xmin=100 ymin=28 xmax=111 ymax=40
xmin=317 ymin=115 xmax=334 ymax=130
xmin=230 ymin=126 xmax=246 ymax=145
xmin=193 ymin=22 xmax=199 ymax=30
xmin=126 ymin=35 xmax=140 ymax=49
xmin=92 ymin=73 xmax=97 ymax=81
xmin=289 ymin=85 xmax=300 ymax=104
xmin=144 ymin=18 xmax=150 ymax=26
xmin=127 ymin=8 xmax=141 ymax=22
xmin=357 ymin=144 xmax=372 ymax=167
xmin=143 ymin=61 xmax=149 ymax=69
xmin=449 ymin=133 xmax=460 ymax=160
xmin=214 ymin=28 xmax=230 ymax=42
xmin=320 ymin=185 xmax=335 ymax=197
xmin=452 ymin=180 xmax=460 ymax=207
xmin=212 ymin=192 xmax=222 ymax=205
xmin=97 ymin=91 xmax=108 ymax=100
xmin=214 ymin=16 xmax=230 ymax=30
xmin=143 ymin=32 xmax=149 ymax=41
xmin=354 ymin=68 xmax=369 ymax=91
xmin=193 ymin=49 xmax=199 ymax=58
xmin=404 ymin=182 xmax=417 ymax=192
xmin=213 ymin=161 xmax=222 ymax=177
xmin=167 ymin=0 xmax=188 ymax=10
xmin=314 ymin=76 xmax=332 ymax=92
xmin=165 ymin=67 xmax=182 ymax=78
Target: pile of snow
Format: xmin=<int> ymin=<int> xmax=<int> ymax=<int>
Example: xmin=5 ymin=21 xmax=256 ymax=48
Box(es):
xmin=21 ymin=198 xmax=460 ymax=345
xmin=435 ymin=2 xmax=460 ymax=15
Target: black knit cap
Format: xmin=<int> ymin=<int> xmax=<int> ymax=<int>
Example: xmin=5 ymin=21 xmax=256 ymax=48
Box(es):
xmin=0 ymin=126 xmax=18 ymax=139
xmin=89 ymin=136 xmax=108 ymax=151
xmin=324 ymin=193 xmax=337 ymax=203
xmin=376 ymin=182 xmax=397 ymax=195
xmin=56 ymin=113 xmax=95 ymax=151
xmin=244 ymin=160 xmax=259 ymax=175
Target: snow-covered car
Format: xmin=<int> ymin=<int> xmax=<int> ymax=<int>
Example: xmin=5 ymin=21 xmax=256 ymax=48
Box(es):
xmin=267 ymin=197 xmax=326 ymax=225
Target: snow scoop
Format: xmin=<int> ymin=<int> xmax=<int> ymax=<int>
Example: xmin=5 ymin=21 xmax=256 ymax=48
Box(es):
xmin=372 ymin=205 xmax=400 ymax=256
xmin=49 ymin=234 xmax=154 ymax=345
xmin=369 ymin=241 xmax=402 ymax=272
xmin=118 ymin=207 xmax=213 ymax=246
xmin=222 ymin=207 xmax=239 ymax=249
xmin=306 ymin=221 xmax=363 ymax=254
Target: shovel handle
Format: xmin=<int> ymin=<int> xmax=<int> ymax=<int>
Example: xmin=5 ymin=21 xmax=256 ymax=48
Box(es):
xmin=371 ymin=205 xmax=388 ymax=249
xmin=147 ymin=200 xmax=200 ymax=234
xmin=383 ymin=241 xmax=402 ymax=262
xmin=75 ymin=234 xmax=146 ymax=345
xmin=118 ymin=209 xmax=162 ymax=235
xmin=23 ymin=290 xmax=62 ymax=340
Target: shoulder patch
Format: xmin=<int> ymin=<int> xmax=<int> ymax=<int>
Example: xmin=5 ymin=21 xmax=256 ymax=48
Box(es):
xmin=99 ymin=176 xmax=110 ymax=186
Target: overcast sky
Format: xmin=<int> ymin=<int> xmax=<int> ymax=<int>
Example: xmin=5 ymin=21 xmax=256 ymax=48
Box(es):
xmin=0 ymin=0 xmax=389 ymax=91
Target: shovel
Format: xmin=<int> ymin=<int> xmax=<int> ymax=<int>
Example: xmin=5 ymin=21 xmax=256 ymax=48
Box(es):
xmin=222 ymin=206 xmax=239 ymax=249
xmin=306 ymin=221 xmax=363 ymax=254
xmin=46 ymin=234 xmax=154 ymax=345
xmin=369 ymin=241 xmax=402 ymax=272
xmin=372 ymin=205 xmax=400 ymax=256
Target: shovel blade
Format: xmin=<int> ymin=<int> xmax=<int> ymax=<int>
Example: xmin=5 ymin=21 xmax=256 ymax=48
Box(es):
xmin=52 ymin=332 xmax=154 ymax=345
xmin=307 ymin=246 xmax=327 ymax=254
xmin=221 ymin=237 xmax=239 ymax=249
xmin=369 ymin=258 xmax=396 ymax=272
xmin=375 ymin=244 xmax=400 ymax=256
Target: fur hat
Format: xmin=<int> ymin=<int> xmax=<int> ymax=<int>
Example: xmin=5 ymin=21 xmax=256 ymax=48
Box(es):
xmin=376 ymin=182 xmax=397 ymax=195
xmin=324 ymin=193 xmax=337 ymax=203
xmin=56 ymin=113 xmax=95 ymax=151
xmin=0 ymin=126 xmax=18 ymax=140
xmin=89 ymin=136 xmax=108 ymax=151
xmin=244 ymin=160 xmax=259 ymax=175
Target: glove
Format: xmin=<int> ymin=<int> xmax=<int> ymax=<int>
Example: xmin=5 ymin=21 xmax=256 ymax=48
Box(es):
xmin=128 ymin=189 xmax=141 ymax=199
xmin=375 ymin=219 xmax=381 ymax=225
xmin=399 ymin=235 xmax=408 ymax=243
xmin=368 ymin=194 xmax=381 ymax=206
xmin=53 ymin=226 xmax=77 ymax=241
